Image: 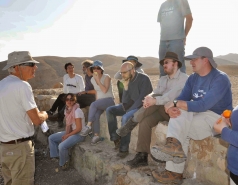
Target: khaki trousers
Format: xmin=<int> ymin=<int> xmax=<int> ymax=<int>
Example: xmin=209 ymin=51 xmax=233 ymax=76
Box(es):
xmin=1 ymin=140 xmax=35 ymax=185
xmin=135 ymin=105 xmax=169 ymax=154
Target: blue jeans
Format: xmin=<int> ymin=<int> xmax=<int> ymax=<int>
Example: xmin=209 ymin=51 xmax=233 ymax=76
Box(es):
xmin=159 ymin=39 xmax=185 ymax=76
xmin=48 ymin=131 xmax=85 ymax=166
xmin=106 ymin=104 xmax=138 ymax=152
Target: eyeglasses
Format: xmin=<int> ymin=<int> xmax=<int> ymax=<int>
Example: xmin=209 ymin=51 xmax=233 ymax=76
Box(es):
xmin=93 ymin=67 xmax=101 ymax=70
xmin=66 ymin=98 xmax=75 ymax=102
xmin=19 ymin=62 xmax=36 ymax=67
xmin=120 ymin=68 xmax=133 ymax=75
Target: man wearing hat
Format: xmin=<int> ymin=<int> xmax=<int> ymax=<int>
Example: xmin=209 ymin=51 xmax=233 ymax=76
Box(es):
xmin=0 ymin=51 xmax=48 ymax=184
xmin=116 ymin=52 xmax=188 ymax=167
xmin=150 ymin=47 xmax=232 ymax=184
xmin=114 ymin=55 xmax=144 ymax=103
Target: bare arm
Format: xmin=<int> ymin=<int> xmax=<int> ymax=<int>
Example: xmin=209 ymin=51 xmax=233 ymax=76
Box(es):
xmin=184 ymin=14 xmax=193 ymax=44
xmin=97 ymin=75 xmax=111 ymax=94
xmin=62 ymin=118 xmax=82 ymax=141
xmin=27 ymin=108 xmax=48 ymax=126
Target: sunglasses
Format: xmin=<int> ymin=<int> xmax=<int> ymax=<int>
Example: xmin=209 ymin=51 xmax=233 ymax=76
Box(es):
xmin=19 ymin=62 xmax=36 ymax=67
xmin=66 ymin=98 xmax=75 ymax=102
xmin=93 ymin=67 xmax=101 ymax=70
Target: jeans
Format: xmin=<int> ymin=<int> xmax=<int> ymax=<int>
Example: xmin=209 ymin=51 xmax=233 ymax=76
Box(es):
xmin=106 ymin=104 xmax=138 ymax=152
xmin=48 ymin=131 xmax=85 ymax=166
xmin=159 ymin=39 xmax=185 ymax=76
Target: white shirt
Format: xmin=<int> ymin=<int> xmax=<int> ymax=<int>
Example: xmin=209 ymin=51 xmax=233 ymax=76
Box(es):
xmin=63 ymin=74 xmax=85 ymax=94
xmin=0 ymin=75 xmax=37 ymax=142
xmin=70 ymin=108 xmax=85 ymax=131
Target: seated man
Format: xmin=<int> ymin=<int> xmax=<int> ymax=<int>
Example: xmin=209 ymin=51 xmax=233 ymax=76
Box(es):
xmin=150 ymin=47 xmax=233 ymax=184
xmin=116 ymin=52 xmax=188 ymax=168
xmin=114 ymin=56 xmax=144 ymax=103
xmin=106 ymin=62 xmax=153 ymax=158
xmin=47 ymin=62 xmax=85 ymax=127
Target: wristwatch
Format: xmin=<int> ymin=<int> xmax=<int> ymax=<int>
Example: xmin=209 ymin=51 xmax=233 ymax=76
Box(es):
xmin=173 ymin=100 xmax=178 ymax=107
xmin=85 ymin=91 xmax=88 ymax=94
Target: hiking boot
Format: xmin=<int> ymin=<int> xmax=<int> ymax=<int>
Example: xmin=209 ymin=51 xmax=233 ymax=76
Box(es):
xmin=80 ymin=126 xmax=92 ymax=136
xmin=150 ymin=137 xmax=186 ymax=164
xmin=126 ymin=152 xmax=148 ymax=168
xmin=46 ymin=110 xmax=54 ymax=116
xmin=58 ymin=120 xmax=64 ymax=128
xmin=113 ymin=138 xmax=121 ymax=150
xmin=48 ymin=113 xmax=59 ymax=121
xmin=91 ymin=135 xmax=102 ymax=145
xmin=152 ymin=170 xmax=183 ymax=184
xmin=61 ymin=161 xmax=70 ymax=171
xmin=116 ymin=117 xmax=138 ymax=137
xmin=117 ymin=150 xmax=129 ymax=158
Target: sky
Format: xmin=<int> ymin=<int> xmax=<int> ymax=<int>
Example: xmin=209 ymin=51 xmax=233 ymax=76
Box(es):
xmin=0 ymin=0 xmax=238 ymax=62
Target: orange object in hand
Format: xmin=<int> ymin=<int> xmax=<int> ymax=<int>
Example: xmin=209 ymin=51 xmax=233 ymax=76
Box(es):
xmin=217 ymin=110 xmax=232 ymax=124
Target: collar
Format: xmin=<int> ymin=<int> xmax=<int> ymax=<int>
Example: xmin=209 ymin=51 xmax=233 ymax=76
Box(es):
xmin=165 ymin=69 xmax=181 ymax=80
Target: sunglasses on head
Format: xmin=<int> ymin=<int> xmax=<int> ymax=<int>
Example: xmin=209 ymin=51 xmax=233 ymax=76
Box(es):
xmin=19 ymin=62 xmax=36 ymax=67
xmin=93 ymin=67 xmax=101 ymax=70
xmin=66 ymin=98 xmax=75 ymax=102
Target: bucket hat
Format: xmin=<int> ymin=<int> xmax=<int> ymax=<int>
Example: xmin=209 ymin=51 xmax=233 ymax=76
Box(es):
xmin=2 ymin=51 xmax=39 ymax=70
xmin=184 ymin=47 xmax=217 ymax=68
xmin=124 ymin=55 xmax=142 ymax=68
xmin=91 ymin=60 xmax=104 ymax=71
xmin=159 ymin=52 xmax=182 ymax=68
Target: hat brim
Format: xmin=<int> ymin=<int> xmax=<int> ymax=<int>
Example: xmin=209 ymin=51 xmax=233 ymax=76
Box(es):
xmin=2 ymin=59 xmax=39 ymax=70
xmin=185 ymin=55 xmax=217 ymax=68
xmin=160 ymin=58 xmax=182 ymax=68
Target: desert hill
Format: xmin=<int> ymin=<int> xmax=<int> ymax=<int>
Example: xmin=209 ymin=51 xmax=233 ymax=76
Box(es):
xmin=0 ymin=54 xmax=237 ymax=89
xmin=217 ymin=53 xmax=238 ymax=64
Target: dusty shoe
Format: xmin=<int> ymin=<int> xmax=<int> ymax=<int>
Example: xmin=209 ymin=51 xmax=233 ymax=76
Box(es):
xmin=126 ymin=152 xmax=148 ymax=168
xmin=46 ymin=110 xmax=54 ymax=116
xmin=48 ymin=113 xmax=59 ymax=121
xmin=152 ymin=170 xmax=183 ymax=184
xmin=61 ymin=161 xmax=70 ymax=171
xmin=117 ymin=150 xmax=129 ymax=158
xmin=113 ymin=138 xmax=121 ymax=150
xmin=91 ymin=135 xmax=102 ymax=145
xmin=80 ymin=126 xmax=92 ymax=136
xmin=151 ymin=137 xmax=186 ymax=164
xmin=116 ymin=117 xmax=138 ymax=137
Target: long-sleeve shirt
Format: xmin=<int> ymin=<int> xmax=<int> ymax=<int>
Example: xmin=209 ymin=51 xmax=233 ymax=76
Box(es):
xmin=221 ymin=105 xmax=238 ymax=175
xmin=177 ymin=68 xmax=233 ymax=115
xmin=153 ymin=69 xmax=188 ymax=105
xmin=122 ymin=72 xmax=153 ymax=112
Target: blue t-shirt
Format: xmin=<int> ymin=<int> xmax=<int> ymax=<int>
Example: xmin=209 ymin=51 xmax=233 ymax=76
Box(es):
xmin=177 ymin=68 xmax=232 ymax=114
xmin=221 ymin=105 xmax=238 ymax=175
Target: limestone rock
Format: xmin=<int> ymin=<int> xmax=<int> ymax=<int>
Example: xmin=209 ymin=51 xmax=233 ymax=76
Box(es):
xmin=53 ymin=82 xmax=63 ymax=88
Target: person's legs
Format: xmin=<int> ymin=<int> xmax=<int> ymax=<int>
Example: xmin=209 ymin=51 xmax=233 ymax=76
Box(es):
xmin=77 ymin=94 xmax=95 ymax=108
xmin=1 ymin=141 xmax=35 ymax=185
xmin=58 ymin=133 xmax=85 ymax=166
xmin=159 ymin=40 xmax=167 ymax=77
xmin=167 ymin=39 xmax=185 ymax=73
xmin=50 ymin=93 xmax=66 ymax=113
xmin=106 ymin=104 xmax=125 ymax=141
xmin=49 ymin=131 xmax=65 ymax=158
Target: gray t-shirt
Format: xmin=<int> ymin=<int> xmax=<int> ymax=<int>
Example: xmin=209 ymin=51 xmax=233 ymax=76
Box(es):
xmin=157 ymin=0 xmax=191 ymax=40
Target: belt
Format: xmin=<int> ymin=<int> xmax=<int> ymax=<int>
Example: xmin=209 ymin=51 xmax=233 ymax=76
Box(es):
xmin=1 ymin=136 xmax=33 ymax=144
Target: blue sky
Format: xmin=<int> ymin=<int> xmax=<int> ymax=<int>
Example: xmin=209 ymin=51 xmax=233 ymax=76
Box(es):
xmin=0 ymin=0 xmax=238 ymax=61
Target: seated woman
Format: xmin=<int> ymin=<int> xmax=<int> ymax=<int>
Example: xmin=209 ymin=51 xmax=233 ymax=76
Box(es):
xmin=48 ymin=93 xmax=85 ymax=170
xmin=214 ymin=107 xmax=238 ymax=185
xmin=80 ymin=60 xmax=115 ymax=145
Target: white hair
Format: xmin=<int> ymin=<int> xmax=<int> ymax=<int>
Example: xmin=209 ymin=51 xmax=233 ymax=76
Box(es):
xmin=7 ymin=66 xmax=16 ymax=74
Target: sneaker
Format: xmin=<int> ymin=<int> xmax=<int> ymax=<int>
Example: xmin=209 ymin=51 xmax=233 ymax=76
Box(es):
xmin=46 ymin=110 xmax=54 ymax=116
xmin=152 ymin=170 xmax=183 ymax=184
xmin=116 ymin=117 xmax=138 ymax=137
xmin=80 ymin=126 xmax=92 ymax=136
xmin=91 ymin=135 xmax=102 ymax=145
xmin=61 ymin=161 xmax=70 ymax=171
xmin=113 ymin=138 xmax=121 ymax=150
xmin=126 ymin=152 xmax=148 ymax=168
xmin=150 ymin=137 xmax=186 ymax=164
xmin=117 ymin=150 xmax=129 ymax=158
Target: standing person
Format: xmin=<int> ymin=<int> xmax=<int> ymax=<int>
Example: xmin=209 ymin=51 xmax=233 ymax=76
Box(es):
xmin=79 ymin=60 xmax=115 ymax=145
xmin=214 ymin=107 xmax=238 ymax=185
xmin=115 ymin=52 xmax=188 ymax=168
xmin=47 ymin=62 xmax=85 ymax=128
xmin=158 ymin=0 xmax=193 ymax=76
xmin=150 ymin=47 xmax=232 ymax=184
xmin=48 ymin=93 xmax=85 ymax=170
xmin=0 ymin=51 xmax=48 ymax=185
xmin=114 ymin=56 xmax=144 ymax=102
xmin=106 ymin=62 xmax=153 ymax=158
xmin=77 ymin=59 xmax=96 ymax=108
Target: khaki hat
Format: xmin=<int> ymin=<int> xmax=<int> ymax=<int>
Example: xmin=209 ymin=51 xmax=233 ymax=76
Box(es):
xmin=160 ymin=52 xmax=182 ymax=68
xmin=184 ymin=47 xmax=217 ymax=68
xmin=2 ymin=51 xmax=39 ymax=70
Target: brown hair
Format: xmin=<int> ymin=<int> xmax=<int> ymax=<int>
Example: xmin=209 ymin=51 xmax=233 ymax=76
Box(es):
xmin=64 ymin=93 xmax=77 ymax=102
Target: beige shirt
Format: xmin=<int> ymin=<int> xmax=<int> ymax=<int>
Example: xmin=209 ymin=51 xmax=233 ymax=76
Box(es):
xmin=153 ymin=69 xmax=188 ymax=105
